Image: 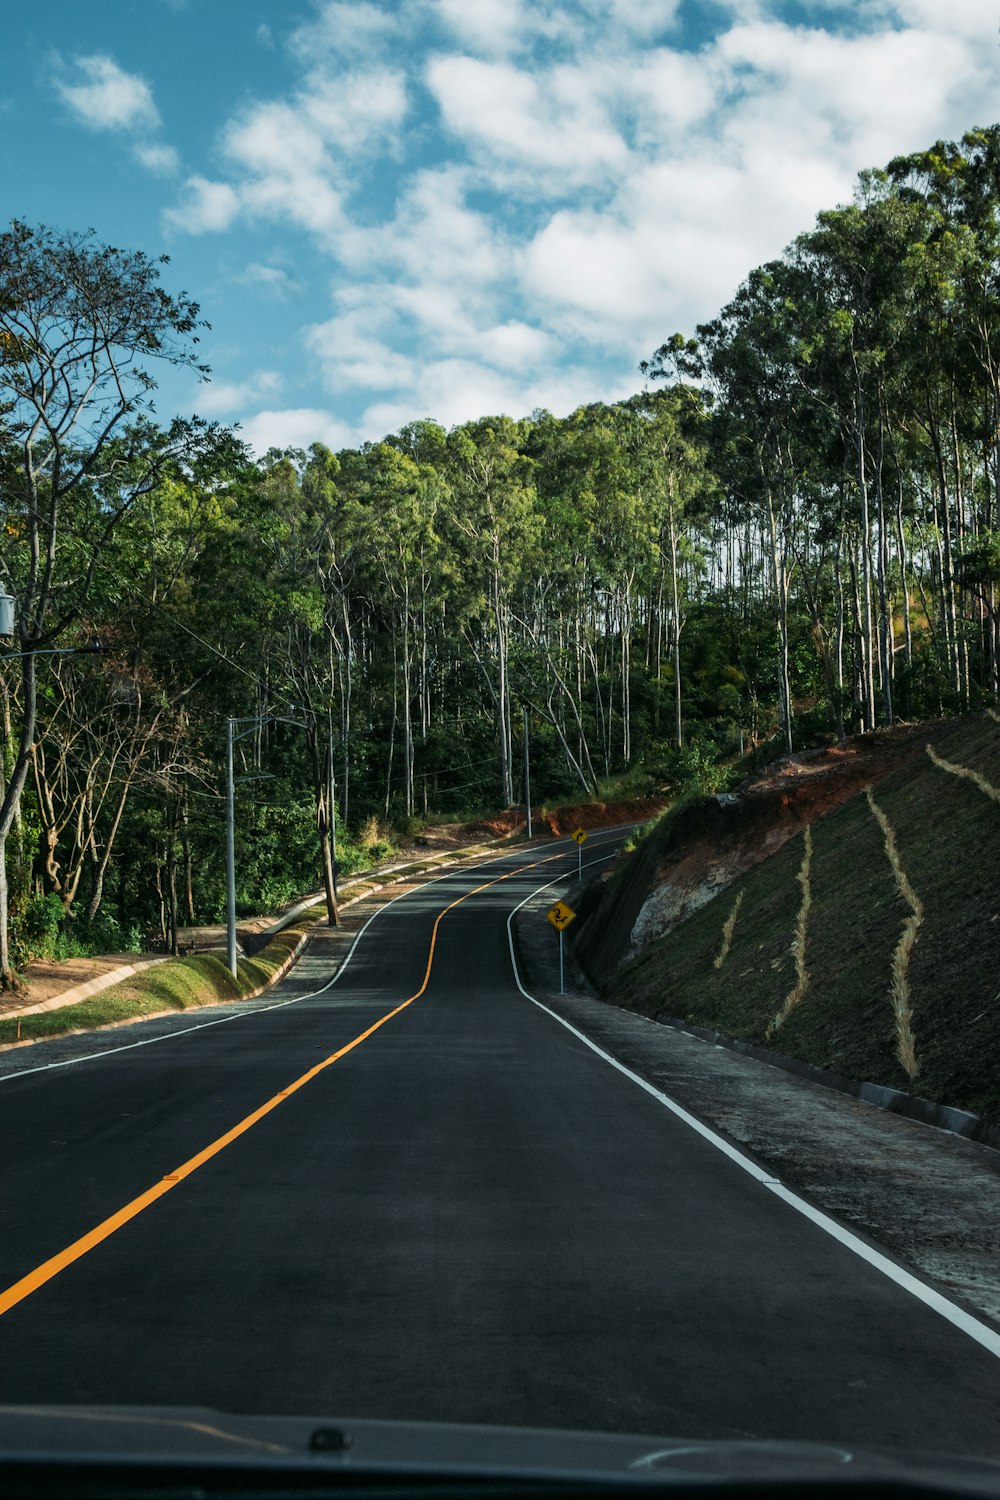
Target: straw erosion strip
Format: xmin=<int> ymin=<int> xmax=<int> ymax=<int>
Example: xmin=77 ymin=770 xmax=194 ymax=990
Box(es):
xmin=713 ymin=890 xmax=744 ymax=971
xmin=766 ymin=826 xmax=812 ymax=1039
xmin=925 ymin=743 xmax=1000 ymax=806
xmin=866 ymin=788 xmax=922 ymax=1081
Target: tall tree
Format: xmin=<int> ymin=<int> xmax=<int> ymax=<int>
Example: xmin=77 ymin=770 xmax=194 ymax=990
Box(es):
xmin=0 ymin=221 xmax=209 ymax=984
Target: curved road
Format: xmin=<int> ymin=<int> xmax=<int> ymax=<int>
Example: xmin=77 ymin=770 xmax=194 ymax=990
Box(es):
xmin=0 ymin=829 xmax=999 ymax=1453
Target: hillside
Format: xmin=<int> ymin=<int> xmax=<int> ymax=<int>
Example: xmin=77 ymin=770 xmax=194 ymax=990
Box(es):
xmin=571 ymin=713 xmax=1000 ymax=1126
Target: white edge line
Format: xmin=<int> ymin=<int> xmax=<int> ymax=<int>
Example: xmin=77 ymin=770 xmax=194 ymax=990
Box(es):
xmin=505 ymin=860 xmax=1000 ymax=1364
xmin=0 ymin=836 xmax=592 ymax=1085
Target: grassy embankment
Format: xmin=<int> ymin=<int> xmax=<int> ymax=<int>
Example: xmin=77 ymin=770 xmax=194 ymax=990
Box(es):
xmin=0 ymin=921 xmax=314 ymax=1048
xmin=605 ymin=713 xmax=1000 ymax=1123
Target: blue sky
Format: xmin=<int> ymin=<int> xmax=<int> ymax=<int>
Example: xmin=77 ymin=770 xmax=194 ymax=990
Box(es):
xmin=3 ymin=0 xmax=995 ymax=454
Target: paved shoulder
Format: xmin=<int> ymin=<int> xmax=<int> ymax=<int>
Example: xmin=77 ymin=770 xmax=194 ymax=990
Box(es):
xmin=516 ymin=892 xmax=1000 ymax=1330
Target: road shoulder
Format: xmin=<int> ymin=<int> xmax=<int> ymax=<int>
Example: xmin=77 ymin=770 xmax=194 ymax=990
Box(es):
xmin=514 ymin=892 xmax=1000 ymax=1332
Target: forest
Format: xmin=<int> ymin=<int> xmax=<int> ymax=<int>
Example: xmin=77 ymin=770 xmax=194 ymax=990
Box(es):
xmin=1 ymin=125 xmax=999 ymax=984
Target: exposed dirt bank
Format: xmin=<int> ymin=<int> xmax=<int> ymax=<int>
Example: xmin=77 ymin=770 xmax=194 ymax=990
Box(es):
xmin=574 ymin=722 xmax=944 ymax=991
xmin=404 ymin=795 xmax=667 ymax=851
xmin=573 ymin=712 xmax=1000 ymax=1125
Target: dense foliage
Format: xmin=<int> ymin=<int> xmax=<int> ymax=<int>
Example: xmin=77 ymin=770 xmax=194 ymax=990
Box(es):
xmin=2 ymin=126 xmax=999 ymax=974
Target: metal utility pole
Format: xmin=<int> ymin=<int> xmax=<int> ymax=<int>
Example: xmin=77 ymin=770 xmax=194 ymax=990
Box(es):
xmin=325 ymin=711 xmax=339 ymax=922
xmin=523 ymin=707 xmax=532 ymax=839
xmin=226 ymin=717 xmax=237 ymax=978
xmin=332 ymin=717 xmax=344 ymax=912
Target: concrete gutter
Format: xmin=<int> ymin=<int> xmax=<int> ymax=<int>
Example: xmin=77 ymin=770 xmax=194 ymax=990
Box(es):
xmin=652 ymin=1011 xmax=1000 ymax=1154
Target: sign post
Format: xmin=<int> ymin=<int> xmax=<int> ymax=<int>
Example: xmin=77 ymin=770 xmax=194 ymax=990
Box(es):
xmin=546 ymin=899 xmax=577 ymax=994
xmin=571 ymin=826 xmax=588 ymax=880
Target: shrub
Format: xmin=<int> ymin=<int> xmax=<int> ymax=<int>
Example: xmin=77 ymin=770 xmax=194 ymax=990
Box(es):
xmin=14 ymin=892 xmax=65 ymax=963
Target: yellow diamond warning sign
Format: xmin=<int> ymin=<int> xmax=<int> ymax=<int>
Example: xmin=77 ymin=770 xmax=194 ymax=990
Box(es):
xmin=546 ymin=899 xmax=577 ymax=930
xmin=571 ymin=827 xmax=588 ymax=845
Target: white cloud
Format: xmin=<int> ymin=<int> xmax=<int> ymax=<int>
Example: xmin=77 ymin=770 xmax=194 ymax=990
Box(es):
xmin=289 ymin=1 xmax=404 ymax=63
xmin=359 ymin=356 xmax=636 ymax=436
xmin=430 ymin=0 xmax=682 ymax=58
xmin=716 ymin=21 xmax=976 ymax=154
xmin=338 ymin=166 xmax=513 ymax=301
xmin=165 ymin=175 xmax=241 ymax=233
xmin=198 ymin=370 xmax=284 ymax=415
xmin=600 ymin=0 xmax=684 ymax=39
xmin=517 ymin=10 xmax=995 ymax=343
xmin=157 ymin=0 xmax=1000 ymax=443
xmin=427 ymin=55 xmax=628 ymax=185
xmin=307 ymin=312 xmax=417 ymax=391
xmin=432 ymin=0 xmax=534 ymax=56
xmin=240 ymin=407 xmax=358 ymax=455
xmin=622 ymin=49 xmax=717 ymax=136
xmin=239 ymin=263 xmax=302 ymax=297
xmin=888 ymin=0 xmax=994 ymax=39
xmin=134 ymin=142 xmax=180 ymax=175
xmin=298 ymin=67 xmax=408 ymax=155
xmin=166 ymin=65 xmax=407 ymax=240
xmin=222 ymin=101 xmax=344 ymax=233
xmin=479 ymin=321 xmax=553 ymax=370
xmin=54 ymin=53 xmax=160 ymax=132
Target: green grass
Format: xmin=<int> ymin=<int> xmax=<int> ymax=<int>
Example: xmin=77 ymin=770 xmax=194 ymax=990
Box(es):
xmin=594 ymin=766 xmax=663 ymax=802
xmin=606 ymin=712 xmax=1000 ymax=1122
xmin=0 ymin=923 xmax=312 ymax=1048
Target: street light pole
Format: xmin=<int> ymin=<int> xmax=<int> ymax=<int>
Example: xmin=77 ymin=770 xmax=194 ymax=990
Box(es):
xmin=0 ymin=642 xmax=103 ymax=662
xmin=327 ymin=713 xmax=339 ymax=912
xmin=226 ymin=716 xmax=237 ymax=978
xmin=523 ymin=706 xmax=532 ymax=840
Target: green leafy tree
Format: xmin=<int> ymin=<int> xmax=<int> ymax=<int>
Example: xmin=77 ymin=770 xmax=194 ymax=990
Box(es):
xmin=0 ymin=221 xmax=210 ymax=984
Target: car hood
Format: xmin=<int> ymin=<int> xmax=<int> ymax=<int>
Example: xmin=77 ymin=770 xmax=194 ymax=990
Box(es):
xmin=0 ymin=1406 xmax=999 ymax=1494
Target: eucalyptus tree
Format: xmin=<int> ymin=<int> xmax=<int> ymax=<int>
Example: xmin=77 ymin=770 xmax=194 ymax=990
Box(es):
xmin=343 ymin=440 xmax=450 ymax=817
xmin=889 ymin=126 xmax=1000 ymax=696
xmin=0 ymin=220 xmax=211 ymax=984
xmin=524 ymin=404 xmax=635 ymax=784
xmin=445 ymin=416 xmax=539 ymax=805
xmin=621 ymin=387 xmax=715 ymax=749
xmin=249 ymin=447 xmax=343 ymax=924
xmin=789 ymin=180 xmax=928 ymax=726
xmin=650 ymin=263 xmax=814 ymax=753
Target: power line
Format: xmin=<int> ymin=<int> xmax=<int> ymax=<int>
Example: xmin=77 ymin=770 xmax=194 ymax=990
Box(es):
xmin=97 ymin=560 xmax=265 ymax=692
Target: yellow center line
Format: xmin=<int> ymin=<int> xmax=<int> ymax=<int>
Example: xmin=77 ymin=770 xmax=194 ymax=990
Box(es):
xmin=0 ymin=847 xmax=572 ymax=1320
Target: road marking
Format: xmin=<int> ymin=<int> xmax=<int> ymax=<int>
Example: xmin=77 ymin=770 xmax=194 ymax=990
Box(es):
xmin=0 ymin=838 xmax=597 ymax=1085
xmin=504 ymin=864 xmax=1000 ymax=1364
xmin=0 ymin=841 xmax=599 ymax=1320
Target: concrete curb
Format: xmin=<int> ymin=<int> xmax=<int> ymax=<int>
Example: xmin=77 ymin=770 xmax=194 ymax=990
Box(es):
xmin=9 ymin=956 xmax=173 ymax=1018
xmin=238 ymin=922 xmax=317 ymax=1003
xmin=649 ymin=1011 xmax=1000 ymax=1154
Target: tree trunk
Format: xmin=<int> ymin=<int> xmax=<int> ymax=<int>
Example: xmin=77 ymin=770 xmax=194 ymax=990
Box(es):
xmin=0 ymin=653 xmax=38 ymax=987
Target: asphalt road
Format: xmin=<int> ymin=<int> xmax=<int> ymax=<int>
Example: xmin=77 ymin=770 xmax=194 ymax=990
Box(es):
xmin=0 ymin=829 xmax=999 ymax=1455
